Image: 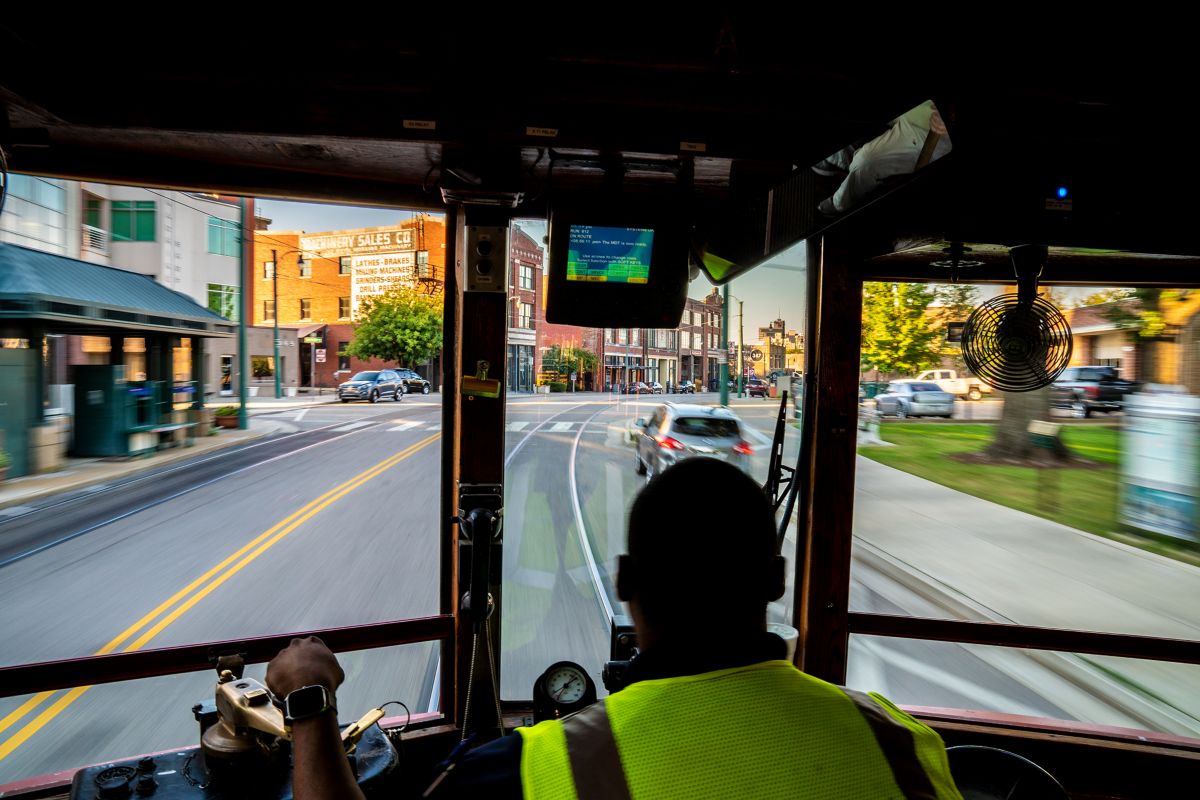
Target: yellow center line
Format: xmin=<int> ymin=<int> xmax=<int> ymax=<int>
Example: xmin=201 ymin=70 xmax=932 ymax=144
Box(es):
xmin=0 ymin=433 xmax=439 ymax=763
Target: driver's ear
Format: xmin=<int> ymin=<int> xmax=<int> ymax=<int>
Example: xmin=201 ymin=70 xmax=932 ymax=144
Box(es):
xmin=617 ymin=555 xmax=635 ymax=602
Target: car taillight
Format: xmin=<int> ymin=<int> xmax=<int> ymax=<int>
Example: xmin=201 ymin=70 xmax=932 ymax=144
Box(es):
xmin=655 ymin=435 xmax=686 ymax=451
xmin=733 ymin=441 xmax=753 ymax=455
xmin=1086 ymin=385 xmax=1100 ymax=397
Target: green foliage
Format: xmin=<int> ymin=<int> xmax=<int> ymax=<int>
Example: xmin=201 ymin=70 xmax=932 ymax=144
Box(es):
xmin=1099 ymin=288 xmax=1166 ymax=339
xmin=932 ymin=284 xmax=980 ymax=370
xmin=0 ymin=449 xmax=11 ymax=469
xmin=542 ymin=344 xmax=597 ymax=375
xmin=548 ymin=382 xmax=568 ymax=393
xmin=214 ymin=406 xmax=238 ymax=417
xmin=346 ymin=286 xmax=444 ymax=368
xmin=861 ymin=282 xmax=941 ymax=375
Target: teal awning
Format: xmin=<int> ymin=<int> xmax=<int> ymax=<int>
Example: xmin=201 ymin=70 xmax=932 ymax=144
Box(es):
xmin=0 ymin=243 xmax=235 ymax=337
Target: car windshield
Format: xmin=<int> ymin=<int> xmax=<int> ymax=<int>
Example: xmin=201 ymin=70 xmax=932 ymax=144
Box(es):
xmin=350 ymin=371 xmax=379 ymax=381
xmin=910 ymin=383 xmax=943 ymax=392
xmin=1079 ymin=368 xmax=1116 ymax=381
xmin=672 ymin=417 xmax=740 ymax=438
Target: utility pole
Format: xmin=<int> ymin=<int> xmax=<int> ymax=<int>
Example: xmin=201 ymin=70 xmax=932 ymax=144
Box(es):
xmin=237 ymin=198 xmax=250 ymax=429
xmin=737 ymin=299 xmax=745 ymax=398
xmin=720 ymin=286 xmax=730 ymax=406
xmin=270 ymin=248 xmax=282 ymax=399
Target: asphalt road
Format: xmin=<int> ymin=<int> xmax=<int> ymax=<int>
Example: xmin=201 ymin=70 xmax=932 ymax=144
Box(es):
xmin=0 ymin=393 xmax=1176 ymax=783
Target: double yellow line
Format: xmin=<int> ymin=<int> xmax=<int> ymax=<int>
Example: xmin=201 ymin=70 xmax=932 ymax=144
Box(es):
xmin=0 ymin=432 xmax=439 ymax=762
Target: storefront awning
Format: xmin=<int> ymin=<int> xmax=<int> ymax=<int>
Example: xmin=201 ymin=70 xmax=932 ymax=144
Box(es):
xmin=0 ymin=243 xmax=235 ymax=337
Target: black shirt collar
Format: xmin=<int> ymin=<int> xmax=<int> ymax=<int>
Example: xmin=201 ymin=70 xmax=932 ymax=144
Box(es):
xmin=620 ymin=631 xmax=788 ymax=687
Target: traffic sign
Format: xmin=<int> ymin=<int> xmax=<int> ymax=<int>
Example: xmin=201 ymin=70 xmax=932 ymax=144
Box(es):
xmin=315 ymin=349 xmax=326 ymax=363
xmin=750 ymin=348 xmax=764 ymax=362
xmin=304 ymin=335 xmax=322 ymax=343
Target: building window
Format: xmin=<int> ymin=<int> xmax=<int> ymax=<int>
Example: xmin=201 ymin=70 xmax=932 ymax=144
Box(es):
xmin=519 ymin=264 xmax=534 ymax=290
xmin=84 ymin=197 xmax=103 ymax=229
xmin=339 ymin=256 xmax=352 ymax=275
xmin=339 ymin=297 xmax=350 ymax=319
xmin=631 ymin=329 xmax=639 ymax=346
xmin=252 ymin=356 xmax=275 ymax=379
xmin=111 ymin=201 xmax=155 ymax=242
xmin=206 ymin=217 xmax=240 ymax=256
xmin=207 ymin=283 xmax=238 ymax=321
xmin=337 ymin=341 xmax=350 ymax=371
xmin=299 ymin=259 xmax=312 ymax=278
xmin=263 ymin=261 xmax=275 ymax=279
xmin=300 ymin=298 xmax=312 ymax=320
xmin=263 ymin=300 xmax=275 ymax=321
xmin=519 ymin=302 xmax=533 ymax=329
xmin=618 ymin=328 xmax=627 ymax=345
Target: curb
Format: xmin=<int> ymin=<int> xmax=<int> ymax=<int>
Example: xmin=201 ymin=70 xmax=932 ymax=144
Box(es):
xmin=0 ymin=428 xmax=272 ymax=512
xmin=854 ymin=542 xmax=1200 ymax=736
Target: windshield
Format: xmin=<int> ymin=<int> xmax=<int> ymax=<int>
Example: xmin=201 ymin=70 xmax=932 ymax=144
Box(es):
xmin=910 ymin=382 xmax=943 ymax=392
xmin=0 ymin=189 xmax=446 ymax=782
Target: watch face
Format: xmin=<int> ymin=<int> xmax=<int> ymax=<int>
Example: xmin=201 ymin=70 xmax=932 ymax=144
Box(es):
xmin=544 ymin=665 xmax=587 ymax=704
xmin=285 ymin=685 xmax=328 ymax=721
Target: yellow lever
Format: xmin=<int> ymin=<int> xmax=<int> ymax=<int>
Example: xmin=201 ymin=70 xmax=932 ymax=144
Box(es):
xmin=341 ymin=707 xmax=387 ymax=753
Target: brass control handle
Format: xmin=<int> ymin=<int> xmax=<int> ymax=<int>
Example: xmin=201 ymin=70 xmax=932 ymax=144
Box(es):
xmin=341 ymin=707 xmax=386 ymax=753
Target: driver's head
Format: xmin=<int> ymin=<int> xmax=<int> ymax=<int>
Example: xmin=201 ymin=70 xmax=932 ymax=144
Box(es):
xmin=617 ymin=458 xmax=786 ymax=642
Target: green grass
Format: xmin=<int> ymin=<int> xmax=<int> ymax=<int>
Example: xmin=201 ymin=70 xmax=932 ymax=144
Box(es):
xmin=859 ymin=423 xmax=1200 ymax=565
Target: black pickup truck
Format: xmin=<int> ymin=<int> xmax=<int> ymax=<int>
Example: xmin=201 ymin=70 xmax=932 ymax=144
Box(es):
xmin=1050 ymin=366 xmax=1140 ymax=418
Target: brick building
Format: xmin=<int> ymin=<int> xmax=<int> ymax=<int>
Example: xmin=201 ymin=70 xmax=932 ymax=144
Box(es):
xmin=507 ymin=225 xmax=543 ymax=392
xmin=251 ymin=215 xmax=445 ymax=389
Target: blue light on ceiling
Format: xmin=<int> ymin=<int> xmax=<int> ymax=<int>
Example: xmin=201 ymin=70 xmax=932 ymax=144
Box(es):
xmin=1056 ymin=186 xmax=1069 ymax=199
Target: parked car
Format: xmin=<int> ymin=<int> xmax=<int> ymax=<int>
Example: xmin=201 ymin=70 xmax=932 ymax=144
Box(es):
xmin=677 ymin=380 xmax=696 ymax=394
xmin=633 ymin=403 xmax=753 ymax=479
xmin=649 ymin=381 xmax=664 ymax=394
xmin=395 ymin=368 xmax=431 ymax=395
xmin=338 ymin=370 xmax=403 ymax=403
xmin=627 ymin=381 xmax=653 ymax=394
xmin=914 ymin=369 xmax=993 ymax=400
xmin=874 ymin=380 xmax=954 ymax=418
xmin=1050 ymin=366 xmax=1140 ymax=418
xmin=747 ymin=378 xmax=768 ymax=398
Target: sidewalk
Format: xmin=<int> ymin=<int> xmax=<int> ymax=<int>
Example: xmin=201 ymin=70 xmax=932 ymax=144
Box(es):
xmin=0 ymin=416 xmax=294 ymax=513
xmin=854 ymin=456 xmax=1200 ymax=736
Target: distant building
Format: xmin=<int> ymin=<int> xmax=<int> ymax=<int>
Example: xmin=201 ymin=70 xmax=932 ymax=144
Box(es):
xmin=252 ymin=215 xmax=446 ymax=389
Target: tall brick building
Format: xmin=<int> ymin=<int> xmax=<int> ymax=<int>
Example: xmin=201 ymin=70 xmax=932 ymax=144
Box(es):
xmin=252 ymin=215 xmax=446 ymax=388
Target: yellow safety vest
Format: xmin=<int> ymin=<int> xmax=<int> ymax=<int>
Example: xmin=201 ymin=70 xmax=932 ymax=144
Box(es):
xmin=517 ymin=660 xmax=962 ymax=800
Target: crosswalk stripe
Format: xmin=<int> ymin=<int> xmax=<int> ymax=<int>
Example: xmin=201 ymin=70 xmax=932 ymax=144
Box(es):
xmin=549 ymin=422 xmax=574 ymax=432
xmin=332 ymin=421 xmax=373 ymax=432
xmin=506 ymin=421 xmax=529 ymax=431
xmin=387 ymin=422 xmax=422 ymax=432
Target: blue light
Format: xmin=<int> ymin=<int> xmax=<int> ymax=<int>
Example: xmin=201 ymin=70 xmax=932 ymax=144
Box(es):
xmin=1056 ymin=186 xmax=1069 ymax=199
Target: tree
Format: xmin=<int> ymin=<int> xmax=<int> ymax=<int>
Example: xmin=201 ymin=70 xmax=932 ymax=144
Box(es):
xmin=346 ymin=285 xmax=443 ymax=368
xmin=542 ymin=344 xmax=597 ymax=375
xmin=860 ymin=282 xmax=941 ymax=377
xmin=931 ymin=284 xmax=979 ymax=372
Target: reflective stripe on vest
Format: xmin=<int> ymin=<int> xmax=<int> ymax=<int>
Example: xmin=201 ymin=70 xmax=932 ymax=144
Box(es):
xmin=563 ymin=701 xmax=633 ymax=800
xmin=518 ymin=661 xmax=963 ymax=800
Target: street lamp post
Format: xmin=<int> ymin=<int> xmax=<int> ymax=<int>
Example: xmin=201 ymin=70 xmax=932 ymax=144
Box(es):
xmin=270 ymin=248 xmax=307 ymax=400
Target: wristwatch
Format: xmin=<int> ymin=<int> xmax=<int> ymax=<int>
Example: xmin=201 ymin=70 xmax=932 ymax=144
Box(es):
xmin=282 ymin=684 xmax=335 ymax=724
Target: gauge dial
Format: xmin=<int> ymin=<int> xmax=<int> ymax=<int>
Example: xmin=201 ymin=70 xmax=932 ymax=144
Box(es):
xmin=544 ymin=665 xmax=587 ymax=704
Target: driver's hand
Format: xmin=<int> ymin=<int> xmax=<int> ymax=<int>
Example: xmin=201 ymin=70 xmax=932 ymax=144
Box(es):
xmin=266 ymin=636 xmax=345 ymax=699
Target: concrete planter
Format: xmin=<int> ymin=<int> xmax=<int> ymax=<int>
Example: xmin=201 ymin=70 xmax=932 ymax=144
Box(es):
xmin=215 ymin=415 xmax=239 ymax=429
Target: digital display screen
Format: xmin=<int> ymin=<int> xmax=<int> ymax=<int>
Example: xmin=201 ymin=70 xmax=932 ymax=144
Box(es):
xmin=566 ymin=224 xmax=653 ymax=284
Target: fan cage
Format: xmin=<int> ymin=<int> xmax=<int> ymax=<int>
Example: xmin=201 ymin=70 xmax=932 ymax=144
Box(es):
xmin=961 ymin=294 xmax=1073 ymax=393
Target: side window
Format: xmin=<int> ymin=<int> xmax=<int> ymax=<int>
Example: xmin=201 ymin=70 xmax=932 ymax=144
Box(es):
xmin=1060 ymin=368 xmax=1077 ymax=381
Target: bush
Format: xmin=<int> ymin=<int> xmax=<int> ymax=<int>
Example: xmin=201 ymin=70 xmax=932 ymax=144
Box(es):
xmin=214 ymin=406 xmax=239 ymax=417
xmin=0 ymin=449 xmax=11 ymax=469
xmin=548 ymin=382 xmax=568 ymax=393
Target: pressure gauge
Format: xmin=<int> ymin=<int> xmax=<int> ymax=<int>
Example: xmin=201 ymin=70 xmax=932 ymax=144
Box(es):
xmin=532 ymin=661 xmax=598 ymax=723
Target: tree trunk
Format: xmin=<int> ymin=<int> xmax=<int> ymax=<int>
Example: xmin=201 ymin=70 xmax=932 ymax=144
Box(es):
xmin=986 ymin=386 xmax=1052 ymax=460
